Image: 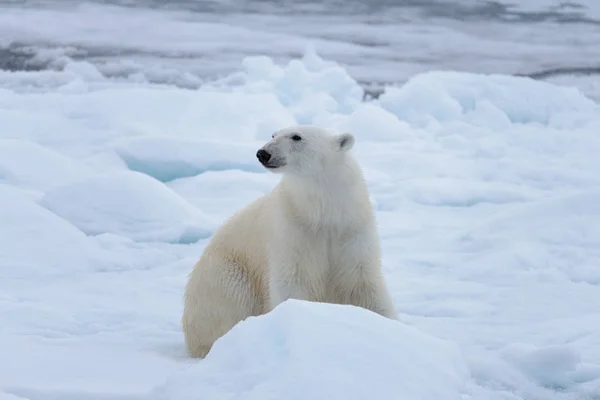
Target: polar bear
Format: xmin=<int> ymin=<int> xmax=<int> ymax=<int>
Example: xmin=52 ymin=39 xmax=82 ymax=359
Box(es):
xmin=182 ymin=125 xmax=397 ymax=358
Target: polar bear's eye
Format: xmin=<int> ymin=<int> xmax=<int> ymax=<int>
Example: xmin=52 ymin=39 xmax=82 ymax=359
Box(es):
xmin=291 ymin=134 xmax=302 ymax=141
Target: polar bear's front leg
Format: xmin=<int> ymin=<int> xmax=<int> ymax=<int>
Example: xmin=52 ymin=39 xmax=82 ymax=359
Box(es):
xmin=266 ymin=235 xmax=328 ymax=311
xmin=348 ymin=273 xmax=398 ymax=320
xmin=268 ymin=268 xmax=310 ymax=310
xmin=331 ymin=235 xmax=399 ymax=321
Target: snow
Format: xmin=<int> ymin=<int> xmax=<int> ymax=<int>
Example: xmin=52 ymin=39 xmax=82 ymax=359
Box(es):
xmin=150 ymin=300 xmax=470 ymax=400
xmin=1 ymin=47 xmax=600 ymax=400
xmin=0 ymin=185 xmax=101 ymax=278
xmin=40 ymin=170 xmax=215 ymax=244
xmin=0 ymin=139 xmax=92 ymax=194
xmin=378 ymin=71 xmax=599 ymax=126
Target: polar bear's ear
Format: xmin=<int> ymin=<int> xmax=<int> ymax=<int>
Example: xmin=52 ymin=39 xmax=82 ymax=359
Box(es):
xmin=336 ymin=132 xmax=355 ymax=152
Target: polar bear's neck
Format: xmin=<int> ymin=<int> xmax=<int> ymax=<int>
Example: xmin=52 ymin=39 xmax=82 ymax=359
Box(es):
xmin=278 ymin=159 xmax=374 ymax=232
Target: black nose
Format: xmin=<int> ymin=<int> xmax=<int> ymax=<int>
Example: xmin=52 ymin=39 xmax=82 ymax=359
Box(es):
xmin=256 ymin=149 xmax=271 ymax=164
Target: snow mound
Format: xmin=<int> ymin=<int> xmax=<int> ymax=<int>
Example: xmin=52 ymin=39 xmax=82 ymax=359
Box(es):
xmin=40 ymin=170 xmax=214 ymax=243
xmin=0 ymin=139 xmax=92 ymax=192
xmin=224 ymin=48 xmax=364 ymax=124
xmin=379 ymin=71 xmax=599 ymax=126
xmin=115 ymin=136 xmax=264 ymax=182
xmin=151 ymin=300 xmax=470 ymax=400
xmin=0 ymin=186 xmax=100 ymax=278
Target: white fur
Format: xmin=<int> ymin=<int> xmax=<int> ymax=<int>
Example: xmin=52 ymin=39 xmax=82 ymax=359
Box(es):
xmin=182 ymin=125 xmax=397 ymax=358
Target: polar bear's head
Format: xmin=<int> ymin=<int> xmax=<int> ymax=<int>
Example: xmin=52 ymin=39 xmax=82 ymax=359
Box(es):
xmin=256 ymin=125 xmax=355 ymax=176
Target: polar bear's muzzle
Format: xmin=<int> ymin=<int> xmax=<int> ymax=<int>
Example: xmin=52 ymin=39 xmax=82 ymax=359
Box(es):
xmin=256 ymin=148 xmax=285 ymax=169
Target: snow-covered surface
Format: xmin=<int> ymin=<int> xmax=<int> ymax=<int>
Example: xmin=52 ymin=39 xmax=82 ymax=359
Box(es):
xmin=1 ymin=48 xmax=600 ymax=400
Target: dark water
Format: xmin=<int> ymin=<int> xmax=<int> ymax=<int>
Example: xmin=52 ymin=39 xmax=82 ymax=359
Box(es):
xmin=28 ymin=0 xmax=600 ymax=22
xmin=0 ymin=0 xmax=599 ymax=98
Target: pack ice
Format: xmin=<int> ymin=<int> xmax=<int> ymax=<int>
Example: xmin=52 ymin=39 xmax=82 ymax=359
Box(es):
xmin=1 ymin=49 xmax=599 ymax=400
